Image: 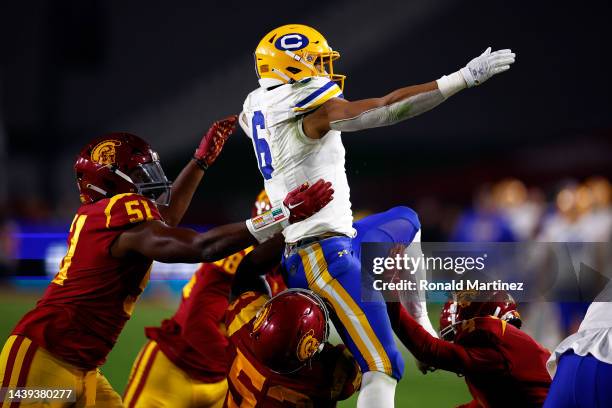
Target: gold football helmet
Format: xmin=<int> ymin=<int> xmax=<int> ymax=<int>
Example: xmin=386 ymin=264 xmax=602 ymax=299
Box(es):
xmin=254 ymin=24 xmax=345 ymax=90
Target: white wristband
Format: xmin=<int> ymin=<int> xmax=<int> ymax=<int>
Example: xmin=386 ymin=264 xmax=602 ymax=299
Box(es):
xmin=245 ymin=203 xmax=290 ymax=243
xmin=436 ymin=71 xmax=467 ymax=99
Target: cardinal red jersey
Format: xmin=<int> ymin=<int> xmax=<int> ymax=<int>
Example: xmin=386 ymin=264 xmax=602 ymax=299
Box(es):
xmin=389 ymin=304 xmax=551 ymax=408
xmin=145 ymin=248 xmax=253 ymax=383
xmin=223 ymin=292 xmax=360 ymax=408
xmin=12 ymin=193 xmax=161 ymax=370
xmin=454 ymin=317 xmax=551 ymax=408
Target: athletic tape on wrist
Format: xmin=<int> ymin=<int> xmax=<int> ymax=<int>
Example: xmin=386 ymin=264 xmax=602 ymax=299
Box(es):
xmin=246 ymin=203 xmax=290 ymax=243
xmin=436 ymin=71 xmax=467 ymax=98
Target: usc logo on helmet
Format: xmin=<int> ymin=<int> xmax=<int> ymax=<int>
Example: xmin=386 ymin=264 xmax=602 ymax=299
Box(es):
xmin=91 ymin=140 xmax=121 ymax=165
xmin=296 ymin=329 xmax=320 ymax=362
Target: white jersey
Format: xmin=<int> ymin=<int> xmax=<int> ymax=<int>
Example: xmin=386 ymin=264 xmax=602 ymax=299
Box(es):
xmin=547 ymin=282 xmax=612 ymax=377
xmin=240 ymin=76 xmax=356 ymax=243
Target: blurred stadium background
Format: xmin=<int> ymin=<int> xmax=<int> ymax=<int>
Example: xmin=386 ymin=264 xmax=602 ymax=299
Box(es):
xmin=0 ymin=1 xmax=610 ymax=405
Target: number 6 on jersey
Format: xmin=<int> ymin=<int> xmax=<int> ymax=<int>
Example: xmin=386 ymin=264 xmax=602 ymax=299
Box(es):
xmin=251 ymin=111 xmax=273 ymax=180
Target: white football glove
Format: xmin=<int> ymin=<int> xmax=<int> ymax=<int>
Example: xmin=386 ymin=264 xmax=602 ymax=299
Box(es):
xmin=460 ymin=47 xmax=516 ymax=87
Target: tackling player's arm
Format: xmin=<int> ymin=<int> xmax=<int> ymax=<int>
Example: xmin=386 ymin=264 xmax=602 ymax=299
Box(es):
xmin=386 ymin=302 xmax=506 ymax=375
xmin=111 ymin=180 xmax=333 ymax=263
xmin=303 ymin=47 xmax=515 ymax=139
xmin=158 ymin=116 xmax=237 ymax=226
xmin=230 ymin=234 xmax=285 ymax=299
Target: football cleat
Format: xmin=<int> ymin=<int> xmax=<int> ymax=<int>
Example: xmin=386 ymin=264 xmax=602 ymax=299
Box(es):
xmin=254 ymin=24 xmax=345 ymax=90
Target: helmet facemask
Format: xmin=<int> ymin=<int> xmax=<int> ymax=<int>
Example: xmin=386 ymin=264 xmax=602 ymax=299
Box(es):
xmin=439 ymin=301 xmax=458 ymax=341
xmin=125 ymin=160 xmax=172 ymax=206
xmin=103 ymin=150 xmax=172 ymax=206
xmin=313 ymin=52 xmax=345 ymax=91
xmin=280 ymin=49 xmax=346 ymax=91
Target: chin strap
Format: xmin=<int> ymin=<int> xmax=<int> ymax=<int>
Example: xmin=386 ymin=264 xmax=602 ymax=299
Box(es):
xmin=86 ymin=183 xmax=108 ymax=197
xmin=271 ymin=68 xmax=292 ymax=83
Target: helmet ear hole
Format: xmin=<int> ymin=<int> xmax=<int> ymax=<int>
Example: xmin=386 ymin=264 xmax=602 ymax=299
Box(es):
xmin=286 ymin=67 xmax=302 ymax=75
xmin=260 ymin=64 xmax=270 ymax=73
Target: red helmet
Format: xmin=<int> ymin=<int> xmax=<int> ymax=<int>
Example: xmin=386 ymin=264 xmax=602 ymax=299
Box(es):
xmin=250 ymin=288 xmax=329 ymax=373
xmin=439 ymin=290 xmax=522 ymax=341
xmin=252 ymin=189 xmax=272 ymax=217
xmin=74 ymin=132 xmax=172 ymax=205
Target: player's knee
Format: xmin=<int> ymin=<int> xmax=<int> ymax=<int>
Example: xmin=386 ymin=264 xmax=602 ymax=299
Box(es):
xmin=385 ymin=206 xmax=420 ymax=230
xmin=387 ymin=345 xmax=405 ymax=380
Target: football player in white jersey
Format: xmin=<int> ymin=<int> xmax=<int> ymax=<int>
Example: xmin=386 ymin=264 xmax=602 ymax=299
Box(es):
xmin=239 ymin=24 xmax=515 ymax=407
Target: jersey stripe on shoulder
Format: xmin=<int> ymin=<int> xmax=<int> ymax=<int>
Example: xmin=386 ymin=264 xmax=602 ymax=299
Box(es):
xmin=293 ymin=80 xmax=343 ymax=113
xmin=104 ymin=193 xmax=138 ymax=228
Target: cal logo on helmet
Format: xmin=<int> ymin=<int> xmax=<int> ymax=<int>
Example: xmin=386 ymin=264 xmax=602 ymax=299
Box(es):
xmin=91 ymin=140 xmax=121 ymax=165
xmin=274 ymin=33 xmax=309 ymax=51
xmin=296 ymin=329 xmax=320 ymax=362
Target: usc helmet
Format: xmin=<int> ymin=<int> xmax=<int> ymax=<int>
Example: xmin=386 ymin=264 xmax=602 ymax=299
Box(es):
xmin=254 ymin=24 xmax=345 ymax=90
xmin=250 ymin=288 xmax=330 ymax=373
xmin=74 ymin=132 xmax=172 ymax=206
xmin=439 ymin=290 xmax=522 ymax=341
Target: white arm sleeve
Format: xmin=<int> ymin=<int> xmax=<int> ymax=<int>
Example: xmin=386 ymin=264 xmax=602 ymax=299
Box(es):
xmin=329 ymin=72 xmax=467 ymax=133
xmin=329 ymin=89 xmax=446 ymax=132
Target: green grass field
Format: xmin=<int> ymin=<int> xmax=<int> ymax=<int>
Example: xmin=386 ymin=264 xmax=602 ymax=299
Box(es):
xmin=0 ymin=288 xmax=470 ymax=406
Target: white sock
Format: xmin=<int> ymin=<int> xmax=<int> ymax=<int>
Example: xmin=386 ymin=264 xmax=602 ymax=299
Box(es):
xmin=357 ymin=371 xmax=397 ymax=408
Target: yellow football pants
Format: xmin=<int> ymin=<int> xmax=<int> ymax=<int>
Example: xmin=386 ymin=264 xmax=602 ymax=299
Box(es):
xmin=123 ymin=341 xmax=227 ymax=408
xmin=0 ymin=335 xmax=122 ymax=408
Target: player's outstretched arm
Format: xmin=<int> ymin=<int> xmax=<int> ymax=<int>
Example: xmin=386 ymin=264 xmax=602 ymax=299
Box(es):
xmin=386 ymin=302 xmax=506 ymax=375
xmin=111 ymin=179 xmax=334 ymax=263
xmin=159 ymin=115 xmax=237 ymax=226
xmin=303 ymin=47 xmax=515 ymax=139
